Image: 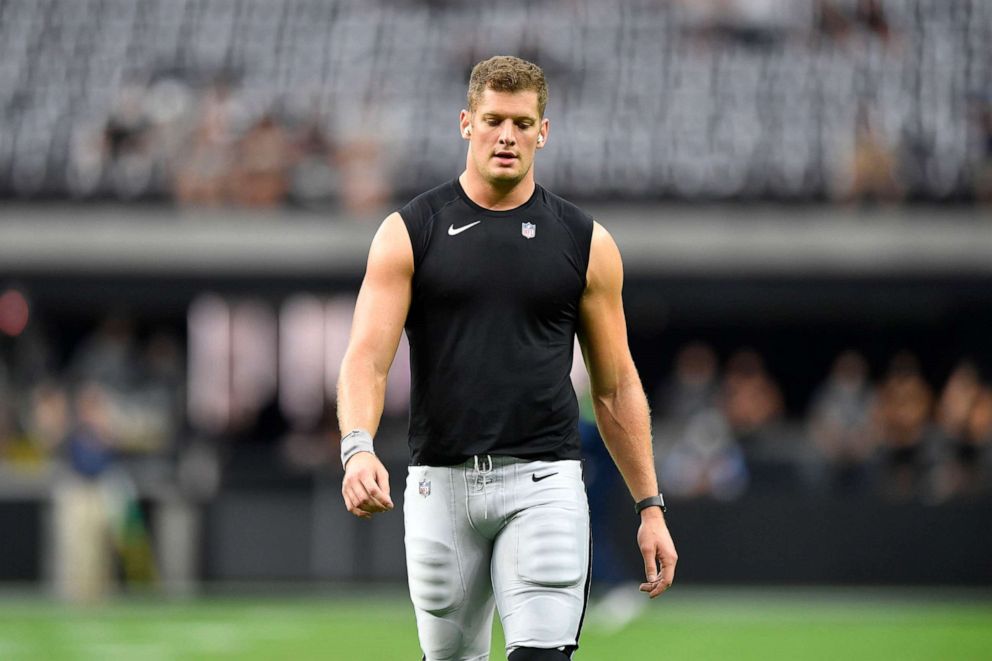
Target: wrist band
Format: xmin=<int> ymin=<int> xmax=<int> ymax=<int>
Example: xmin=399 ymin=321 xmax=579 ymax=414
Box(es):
xmin=635 ymin=494 xmax=667 ymax=515
xmin=341 ymin=429 xmax=375 ymax=468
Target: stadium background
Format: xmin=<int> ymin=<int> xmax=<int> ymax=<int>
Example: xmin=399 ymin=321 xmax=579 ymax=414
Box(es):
xmin=0 ymin=0 xmax=990 ymax=658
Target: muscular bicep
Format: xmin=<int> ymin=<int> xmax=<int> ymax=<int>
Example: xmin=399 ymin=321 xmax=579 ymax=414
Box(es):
xmin=347 ymin=212 xmax=414 ymax=376
xmin=578 ymin=222 xmax=635 ymax=396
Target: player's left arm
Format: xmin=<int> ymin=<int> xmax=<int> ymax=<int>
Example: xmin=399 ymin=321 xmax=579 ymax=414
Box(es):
xmin=577 ymin=221 xmax=678 ymax=598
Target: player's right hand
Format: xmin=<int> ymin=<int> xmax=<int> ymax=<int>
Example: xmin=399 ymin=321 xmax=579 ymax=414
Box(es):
xmin=342 ymin=452 xmax=393 ymax=519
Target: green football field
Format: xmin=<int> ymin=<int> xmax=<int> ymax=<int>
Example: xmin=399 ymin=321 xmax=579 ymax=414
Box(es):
xmin=0 ymin=587 xmax=989 ymax=660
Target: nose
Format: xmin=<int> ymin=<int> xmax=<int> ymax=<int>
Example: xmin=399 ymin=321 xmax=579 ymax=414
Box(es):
xmin=498 ymin=120 xmax=516 ymax=146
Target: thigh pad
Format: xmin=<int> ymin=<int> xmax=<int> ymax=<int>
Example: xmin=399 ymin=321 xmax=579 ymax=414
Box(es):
xmin=407 ymin=538 xmax=464 ymax=616
xmin=516 ymin=505 xmax=586 ymax=587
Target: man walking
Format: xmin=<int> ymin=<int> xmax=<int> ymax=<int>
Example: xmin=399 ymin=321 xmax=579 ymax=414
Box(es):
xmin=338 ymin=55 xmax=677 ymax=661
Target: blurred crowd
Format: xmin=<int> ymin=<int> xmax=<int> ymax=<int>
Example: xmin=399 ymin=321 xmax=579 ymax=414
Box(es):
xmin=654 ymin=343 xmax=992 ymax=504
xmin=81 ymin=79 xmax=392 ymax=213
xmin=3 ymin=312 xmax=989 ymax=506
xmin=0 ymin=315 xmax=184 ymax=482
xmin=2 ymin=0 xmax=990 ymax=204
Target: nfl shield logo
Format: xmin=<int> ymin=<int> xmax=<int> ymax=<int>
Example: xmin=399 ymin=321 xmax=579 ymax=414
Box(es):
xmin=521 ymin=222 xmax=536 ymax=239
xmin=418 ymin=479 xmax=431 ymax=498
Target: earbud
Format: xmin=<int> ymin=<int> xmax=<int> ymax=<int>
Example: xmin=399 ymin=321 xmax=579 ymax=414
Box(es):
xmin=537 ymin=135 xmax=544 ymax=144
xmin=463 ymin=127 xmax=471 ymax=137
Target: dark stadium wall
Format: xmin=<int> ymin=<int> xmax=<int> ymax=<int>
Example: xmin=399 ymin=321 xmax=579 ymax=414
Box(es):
xmin=1 ymin=470 xmax=989 ymax=585
xmin=15 ymin=270 xmax=992 ymax=413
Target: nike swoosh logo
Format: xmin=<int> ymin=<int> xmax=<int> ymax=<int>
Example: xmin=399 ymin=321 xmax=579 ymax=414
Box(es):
xmin=448 ymin=221 xmax=481 ymax=236
xmin=532 ymin=472 xmax=558 ymax=482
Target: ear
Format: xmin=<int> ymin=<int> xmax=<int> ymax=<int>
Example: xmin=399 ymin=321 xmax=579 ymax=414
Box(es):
xmin=459 ymin=109 xmax=472 ymax=141
xmin=536 ymin=117 xmax=549 ymax=149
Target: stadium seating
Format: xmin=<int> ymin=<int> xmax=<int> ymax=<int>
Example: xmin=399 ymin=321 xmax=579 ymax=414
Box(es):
xmin=0 ymin=0 xmax=988 ymax=201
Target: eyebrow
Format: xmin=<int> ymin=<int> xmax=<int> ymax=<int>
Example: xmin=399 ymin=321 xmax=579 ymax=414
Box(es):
xmin=481 ymin=113 xmax=536 ymax=123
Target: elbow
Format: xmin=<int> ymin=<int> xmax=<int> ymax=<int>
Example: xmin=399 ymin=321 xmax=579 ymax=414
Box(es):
xmin=590 ymin=367 xmax=645 ymax=414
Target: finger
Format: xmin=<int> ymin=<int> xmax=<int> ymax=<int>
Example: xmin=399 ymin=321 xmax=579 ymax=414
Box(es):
xmin=639 ymin=580 xmax=662 ymax=594
xmin=342 ymin=483 xmax=373 ymax=519
xmin=638 ymin=575 xmax=669 ymax=598
xmin=374 ymin=466 xmax=393 ymax=507
xmin=648 ymin=577 xmax=670 ymax=598
xmin=345 ymin=495 xmax=372 ymax=519
xmin=660 ymin=553 xmax=677 ymax=589
xmin=356 ymin=480 xmax=388 ymax=513
xmin=360 ymin=476 xmax=392 ymax=511
xmin=640 ymin=545 xmax=659 ymax=585
xmin=648 ymin=553 xmax=677 ymax=598
xmin=348 ymin=495 xmax=373 ymax=519
xmin=346 ymin=475 xmax=382 ymax=513
xmin=344 ymin=485 xmax=374 ymax=516
xmin=343 ymin=490 xmax=360 ymax=516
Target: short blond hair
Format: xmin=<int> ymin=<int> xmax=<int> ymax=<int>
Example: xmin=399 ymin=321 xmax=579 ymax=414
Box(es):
xmin=467 ymin=56 xmax=548 ymax=117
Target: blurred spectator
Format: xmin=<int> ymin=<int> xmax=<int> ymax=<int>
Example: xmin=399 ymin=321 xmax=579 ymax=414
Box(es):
xmin=69 ymin=315 xmax=140 ymax=391
xmin=22 ymin=380 xmax=70 ymax=457
xmin=659 ymin=407 xmax=749 ymax=501
xmin=656 ymin=342 xmax=720 ymax=422
xmin=173 ymin=84 xmax=237 ymax=207
xmin=808 ymin=350 xmax=876 ymax=493
xmin=337 ymin=135 xmax=391 ymax=215
xmin=232 ymin=114 xmax=293 ymax=208
xmin=142 ymin=332 xmax=184 ymax=407
xmin=52 ymin=382 xmax=118 ymax=603
xmin=873 ymin=352 xmax=934 ymax=500
xmin=129 ymin=331 xmax=185 ymax=452
xmin=656 ymin=343 xmax=748 ymax=501
xmin=61 ymin=316 xmax=179 ymax=455
xmin=816 ymin=0 xmax=894 ymax=46
xmin=679 ymin=0 xmax=808 ymax=47
xmin=289 ymin=116 xmax=341 ymax=208
xmin=928 ymin=363 xmax=992 ymax=502
xmin=103 ymin=82 xmax=155 ymax=199
xmin=722 ymin=348 xmax=784 ymax=441
xmin=936 ymin=361 xmax=982 ymax=444
xmin=840 ymin=103 xmax=903 ymax=206
xmin=721 ymin=348 xmax=788 ymax=490
xmin=64 ymin=383 xmax=118 ymax=480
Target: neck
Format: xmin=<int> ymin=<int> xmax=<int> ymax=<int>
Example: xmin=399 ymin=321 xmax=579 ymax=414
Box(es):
xmin=458 ymin=167 xmax=535 ymax=211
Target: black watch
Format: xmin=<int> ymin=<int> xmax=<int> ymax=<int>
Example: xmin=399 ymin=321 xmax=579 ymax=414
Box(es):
xmin=634 ymin=494 xmax=667 ymax=515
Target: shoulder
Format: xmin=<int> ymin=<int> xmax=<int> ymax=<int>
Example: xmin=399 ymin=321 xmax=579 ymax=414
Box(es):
xmin=540 ymin=185 xmax=594 ymax=233
xmin=397 ymin=180 xmax=461 ymax=268
xmin=398 ymin=179 xmax=460 ymax=228
xmin=539 ymin=186 xmax=595 ymax=268
xmin=368 ymin=212 xmax=414 ymax=274
xmin=586 ymin=221 xmax=623 ymax=291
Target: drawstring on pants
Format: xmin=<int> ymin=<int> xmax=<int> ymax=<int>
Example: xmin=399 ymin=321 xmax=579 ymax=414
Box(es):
xmin=472 ymin=454 xmax=493 ymax=519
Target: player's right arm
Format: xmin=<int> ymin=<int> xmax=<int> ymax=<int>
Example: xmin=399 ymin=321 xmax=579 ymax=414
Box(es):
xmin=337 ymin=212 xmax=414 ymax=519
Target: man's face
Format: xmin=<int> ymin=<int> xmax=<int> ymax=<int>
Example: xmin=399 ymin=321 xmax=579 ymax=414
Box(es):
xmin=461 ymin=88 xmax=549 ymax=188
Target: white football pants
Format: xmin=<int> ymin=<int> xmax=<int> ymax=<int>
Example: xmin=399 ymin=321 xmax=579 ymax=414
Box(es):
xmin=404 ymin=456 xmax=591 ymax=661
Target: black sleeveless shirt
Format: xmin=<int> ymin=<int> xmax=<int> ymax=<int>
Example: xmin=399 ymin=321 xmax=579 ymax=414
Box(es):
xmin=399 ymin=178 xmax=594 ymax=466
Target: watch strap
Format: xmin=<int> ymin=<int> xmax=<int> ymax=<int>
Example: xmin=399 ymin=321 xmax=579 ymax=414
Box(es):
xmin=634 ymin=494 xmax=667 ymax=515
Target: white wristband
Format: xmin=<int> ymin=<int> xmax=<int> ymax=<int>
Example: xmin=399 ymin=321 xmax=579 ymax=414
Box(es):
xmin=341 ymin=429 xmax=375 ymax=468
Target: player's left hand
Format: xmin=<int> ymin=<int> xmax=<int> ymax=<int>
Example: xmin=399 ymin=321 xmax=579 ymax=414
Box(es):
xmin=636 ymin=508 xmax=677 ymax=598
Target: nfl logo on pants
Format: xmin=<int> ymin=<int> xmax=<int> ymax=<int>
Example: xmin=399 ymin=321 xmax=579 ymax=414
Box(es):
xmin=521 ymin=222 xmax=536 ymax=239
xmin=419 ymin=479 xmax=431 ymax=497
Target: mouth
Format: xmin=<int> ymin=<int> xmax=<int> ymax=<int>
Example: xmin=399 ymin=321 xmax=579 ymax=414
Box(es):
xmin=493 ymin=151 xmax=518 ymax=166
